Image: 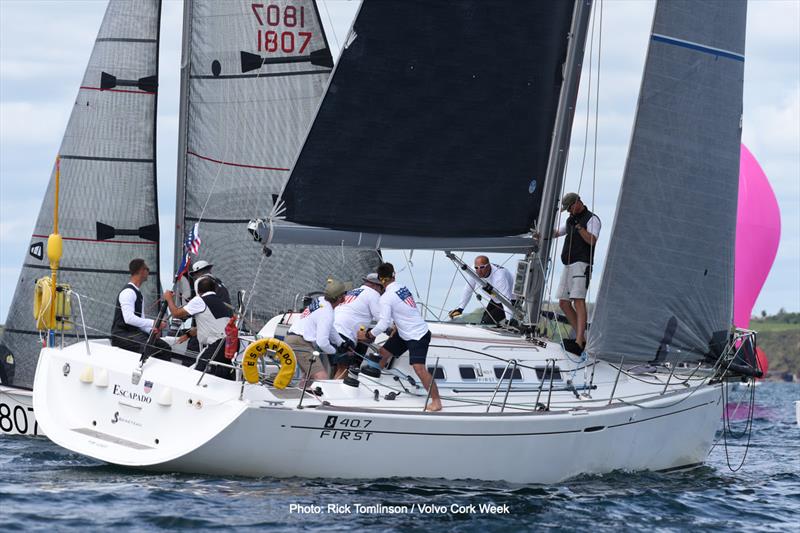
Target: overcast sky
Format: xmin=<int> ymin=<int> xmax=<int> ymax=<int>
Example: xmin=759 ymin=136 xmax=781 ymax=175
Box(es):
xmin=1 ymin=0 xmax=798 ymax=323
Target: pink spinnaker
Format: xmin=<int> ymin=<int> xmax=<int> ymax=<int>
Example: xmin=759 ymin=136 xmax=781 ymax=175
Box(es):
xmin=734 ymin=145 xmax=780 ymax=374
xmin=734 ymin=145 xmax=781 ymax=327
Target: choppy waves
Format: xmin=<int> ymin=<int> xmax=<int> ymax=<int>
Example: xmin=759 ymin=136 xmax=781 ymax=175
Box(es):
xmin=1 ymin=383 xmax=798 ymax=531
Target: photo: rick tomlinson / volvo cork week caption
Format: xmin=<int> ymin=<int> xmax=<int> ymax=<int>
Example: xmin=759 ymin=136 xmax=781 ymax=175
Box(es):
xmin=289 ymin=503 xmax=511 ymax=515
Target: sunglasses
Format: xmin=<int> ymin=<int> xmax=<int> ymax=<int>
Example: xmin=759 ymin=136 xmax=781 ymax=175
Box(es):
xmin=475 ymin=264 xmax=490 ymax=270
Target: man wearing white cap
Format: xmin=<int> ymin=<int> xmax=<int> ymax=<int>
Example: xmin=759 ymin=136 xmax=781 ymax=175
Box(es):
xmin=189 ymin=260 xmax=231 ymax=305
xmin=332 ymin=273 xmax=384 ymax=378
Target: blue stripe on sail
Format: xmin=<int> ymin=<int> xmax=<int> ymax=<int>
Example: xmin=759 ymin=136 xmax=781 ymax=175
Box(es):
xmin=651 ymin=34 xmax=744 ymax=62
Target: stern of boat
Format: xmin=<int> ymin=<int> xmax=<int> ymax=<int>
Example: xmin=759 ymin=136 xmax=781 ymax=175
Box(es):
xmin=33 ymin=343 xmax=247 ymax=467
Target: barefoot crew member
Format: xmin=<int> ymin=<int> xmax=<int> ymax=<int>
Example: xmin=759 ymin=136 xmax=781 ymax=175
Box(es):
xmin=365 ymin=263 xmax=442 ymax=412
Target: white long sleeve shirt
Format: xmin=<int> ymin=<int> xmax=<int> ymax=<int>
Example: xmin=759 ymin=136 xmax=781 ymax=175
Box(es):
xmin=370 ymin=282 xmax=429 ymax=341
xmin=334 ymin=285 xmax=382 ymax=342
xmin=457 ymin=264 xmax=515 ymax=320
xmin=118 ymin=282 xmax=154 ymax=334
xmin=288 ymin=297 xmax=341 ymax=355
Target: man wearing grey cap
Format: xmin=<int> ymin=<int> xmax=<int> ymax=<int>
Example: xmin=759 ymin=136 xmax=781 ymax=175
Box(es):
xmin=554 ymin=192 xmax=601 ymax=349
xmin=286 ymin=278 xmax=349 ymax=385
xmin=332 ymin=273 xmax=384 ymax=378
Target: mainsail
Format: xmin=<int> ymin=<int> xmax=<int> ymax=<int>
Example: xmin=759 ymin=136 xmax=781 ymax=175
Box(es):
xmin=0 ymin=0 xmax=162 ymax=388
xmin=175 ymin=0 xmax=377 ymax=321
xmin=278 ymin=0 xmax=576 ymax=239
xmin=587 ymin=0 xmax=746 ymax=363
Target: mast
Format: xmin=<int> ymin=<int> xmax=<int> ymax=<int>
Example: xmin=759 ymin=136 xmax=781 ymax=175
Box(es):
xmin=173 ymin=0 xmax=193 ymax=271
xmin=523 ymin=0 xmax=594 ymax=325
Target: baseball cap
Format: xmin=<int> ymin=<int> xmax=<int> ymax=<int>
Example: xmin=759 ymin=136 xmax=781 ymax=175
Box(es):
xmin=191 ymin=260 xmax=213 ymax=273
xmin=362 ymin=273 xmax=381 ymax=285
xmin=324 ymin=278 xmax=347 ymax=300
xmin=561 ymin=192 xmax=579 ymax=211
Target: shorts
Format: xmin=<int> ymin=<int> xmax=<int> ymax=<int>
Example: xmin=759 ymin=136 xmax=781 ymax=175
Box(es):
xmin=383 ymin=330 xmax=431 ymax=365
xmin=285 ymin=334 xmax=330 ymax=377
xmin=557 ymin=261 xmax=591 ymax=300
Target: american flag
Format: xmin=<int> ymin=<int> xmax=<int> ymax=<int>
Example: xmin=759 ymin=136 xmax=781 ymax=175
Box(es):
xmin=343 ymin=288 xmax=363 ymax=304
xmin=185 ymin=222 xmax=202 ymax=255
xmin=395 ymin=286 xmax=416 ymax=308
xmin=301 ymin=298 xmax=321 ymax=318
xmin=175 ymin=223 xmax=201 ymax=280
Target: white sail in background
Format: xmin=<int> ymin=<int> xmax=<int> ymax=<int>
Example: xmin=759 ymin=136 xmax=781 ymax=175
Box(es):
xmin=1 ymin=0 xmax=163 ymax=388
xmin=174 ymin=0 xmax=377 ymax=322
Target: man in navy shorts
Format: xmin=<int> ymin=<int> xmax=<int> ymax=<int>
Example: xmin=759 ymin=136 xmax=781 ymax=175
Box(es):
xmin=363 ymin=263 xmax=441 ymax=411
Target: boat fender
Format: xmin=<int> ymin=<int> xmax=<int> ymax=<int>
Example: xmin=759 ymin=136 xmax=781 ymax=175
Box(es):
xmin=242 ymin=338 xmax=296 ymax=388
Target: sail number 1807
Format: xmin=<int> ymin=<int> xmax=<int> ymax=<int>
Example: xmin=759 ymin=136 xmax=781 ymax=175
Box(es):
xmin=251 ymin=3 xmax=314 ymax=54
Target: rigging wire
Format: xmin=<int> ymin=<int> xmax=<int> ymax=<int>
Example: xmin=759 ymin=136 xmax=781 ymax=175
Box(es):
xmin=423 ymin=250 xmax=436 ymax=320
xmin=440 ymin=251 xmax=465 ymax=317
xmin=321 ymin=0 xmax=341 ymax=53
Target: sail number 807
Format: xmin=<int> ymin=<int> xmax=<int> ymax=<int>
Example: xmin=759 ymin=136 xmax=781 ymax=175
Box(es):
xmin=0 ymin=402 xmax=39 ymax=435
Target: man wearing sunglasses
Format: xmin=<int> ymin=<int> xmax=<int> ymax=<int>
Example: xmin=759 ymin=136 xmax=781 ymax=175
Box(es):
xmin=448 ymin=256 xmax=515 ymax=325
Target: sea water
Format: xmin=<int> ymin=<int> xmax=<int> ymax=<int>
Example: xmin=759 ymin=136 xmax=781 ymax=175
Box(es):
xmin=1 ymin=382 xmax=798 ymax=531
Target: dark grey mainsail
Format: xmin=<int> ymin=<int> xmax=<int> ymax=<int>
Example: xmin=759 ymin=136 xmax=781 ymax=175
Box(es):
xmin=0 ymin=0 xmax=162 ymax=388
xmin=586 ymin=0 xmax=746 ymax=363
xmin=279 ymin=0 xmax=576 ymax=238
xmin=175 ymin=0 xmax=377 ymax=321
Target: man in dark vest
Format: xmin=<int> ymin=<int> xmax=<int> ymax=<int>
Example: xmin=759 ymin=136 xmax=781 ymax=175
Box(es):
xmin=111 ymin=258 xmax=172 ymax=360
xmin=164 ymin=277 xmax=234 ymax=380
xmin=554 ymin=193 xmax=601 ymax=349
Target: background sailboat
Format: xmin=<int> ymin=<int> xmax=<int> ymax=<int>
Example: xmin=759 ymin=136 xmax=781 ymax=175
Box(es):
xmin=0 ymin=0 xmax=163 ymax=391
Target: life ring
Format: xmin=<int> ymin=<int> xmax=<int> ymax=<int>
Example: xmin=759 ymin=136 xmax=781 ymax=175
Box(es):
xmin=242 ymin=338 xmax=296 ymax=388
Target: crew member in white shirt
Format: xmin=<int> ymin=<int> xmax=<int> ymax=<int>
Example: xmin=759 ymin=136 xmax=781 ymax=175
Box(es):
xmin=364 ymin=263 xmax=442 ymax=412
xmin=448 ymin=255 xmax=515 ymax=324
xmin=110 ymin=258 xmax=171 ymax=360
xmin=332 ymin=273 xmax=384 ymax=378
xmin=286 ymin=279 xmax=349 ymax=385
xmin=164 ymin=277 xmax=234 ymax=379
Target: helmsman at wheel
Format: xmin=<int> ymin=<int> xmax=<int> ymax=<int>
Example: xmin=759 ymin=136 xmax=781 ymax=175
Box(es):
xmin=554 ymin=192 xmax=601 ymax=349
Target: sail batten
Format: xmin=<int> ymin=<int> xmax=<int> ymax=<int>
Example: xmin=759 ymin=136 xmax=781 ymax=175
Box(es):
xmin=279 ymin=0 xmax=577 ymax=239
xmin=587 ymin=0 xmax=746 ymax=364
xmin=176 ymin=0 xmax=377 ymax=323
xmin=0 ymin=0 xmax=163 ymax=388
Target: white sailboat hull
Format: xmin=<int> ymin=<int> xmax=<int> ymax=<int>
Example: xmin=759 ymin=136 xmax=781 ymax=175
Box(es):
xmin=0 ymin=386 xmax=43 ymax=437
xmin=33 ymin=326 xmax=723 ymax=483
xmin=163 ymin=389 xmax=720 ymax=482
